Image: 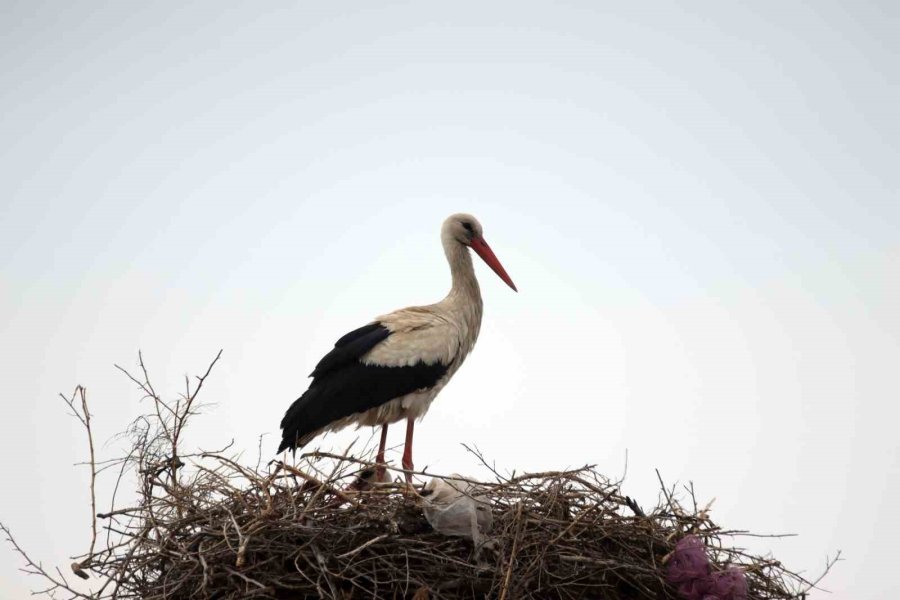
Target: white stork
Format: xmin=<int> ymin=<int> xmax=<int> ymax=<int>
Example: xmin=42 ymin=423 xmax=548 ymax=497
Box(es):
xmin=278 ymin=213 xmax=517 ymax=482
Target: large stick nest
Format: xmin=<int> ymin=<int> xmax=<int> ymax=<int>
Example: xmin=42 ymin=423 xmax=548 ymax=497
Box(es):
xmin=1 ymin=353 xmax=834 ymax=599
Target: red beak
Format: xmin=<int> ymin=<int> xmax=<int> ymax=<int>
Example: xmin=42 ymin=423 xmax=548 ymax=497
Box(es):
xmin=470 ymin=237 xmax=517 ymax=292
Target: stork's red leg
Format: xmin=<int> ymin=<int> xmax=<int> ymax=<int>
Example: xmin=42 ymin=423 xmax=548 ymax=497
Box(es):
xmin=402 ymin=417 xmax=415 ymax=484
xmin=375 ymin=424 xmax=389 ymax=481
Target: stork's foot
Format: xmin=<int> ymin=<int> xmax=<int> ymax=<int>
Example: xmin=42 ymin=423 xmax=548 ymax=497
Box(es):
xmin=402 ymin=460 xmax=415 ymax=484
xmin=400 ymin=480 xmax=422 ymax=499
xmin=401 ymin=417 xmax=416 ymax=489
xmin=400 ymin=457 xmax=421 ymax=497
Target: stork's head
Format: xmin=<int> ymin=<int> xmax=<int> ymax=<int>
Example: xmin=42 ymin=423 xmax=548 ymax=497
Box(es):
xmin=443 ymin=213 xmax=517 ymax=292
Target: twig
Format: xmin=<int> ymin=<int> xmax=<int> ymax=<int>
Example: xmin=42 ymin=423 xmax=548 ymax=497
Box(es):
xmin=0 ymin=351 xmax=832 ymax=600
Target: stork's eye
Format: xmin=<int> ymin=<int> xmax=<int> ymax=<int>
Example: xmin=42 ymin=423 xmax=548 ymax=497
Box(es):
xmin=462 ymin=222 xmax=474 ymax=232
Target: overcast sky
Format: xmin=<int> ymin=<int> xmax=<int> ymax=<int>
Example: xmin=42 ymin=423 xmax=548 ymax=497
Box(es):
xmin=1 ymin=1 xmax=898 ymax=597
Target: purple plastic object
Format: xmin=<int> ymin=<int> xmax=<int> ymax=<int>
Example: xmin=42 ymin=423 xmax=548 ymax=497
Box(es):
xmin=665 ymin=536 xmax=748 ymax=600
xmin=706 ymin=568 xmax=749 ymax=600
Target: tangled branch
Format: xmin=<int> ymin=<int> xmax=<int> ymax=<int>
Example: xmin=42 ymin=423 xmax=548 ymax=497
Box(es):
xmin=1 ymin=352 xmax=837 ymax=599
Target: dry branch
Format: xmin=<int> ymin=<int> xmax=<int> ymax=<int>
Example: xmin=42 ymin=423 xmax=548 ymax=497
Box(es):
xmin=1 ymin=353 xmax=836 ymax=599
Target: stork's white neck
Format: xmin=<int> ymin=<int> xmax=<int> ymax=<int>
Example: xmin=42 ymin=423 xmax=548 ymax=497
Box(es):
xmin=443 ymin=236 xmax=481 ymax=300
xmin=440 ymin=234 xmax=484 ymax=352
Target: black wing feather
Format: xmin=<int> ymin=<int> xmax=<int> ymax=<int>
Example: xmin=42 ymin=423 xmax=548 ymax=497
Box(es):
xmin=278 ymin=322 xmax=448 ymax=454
xmin=310 ymin=323 xmax=390 ymax=378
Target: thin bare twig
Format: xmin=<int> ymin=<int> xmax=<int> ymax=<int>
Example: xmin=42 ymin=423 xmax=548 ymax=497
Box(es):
xmin=1 ymin=351 xmax=836 ymax=600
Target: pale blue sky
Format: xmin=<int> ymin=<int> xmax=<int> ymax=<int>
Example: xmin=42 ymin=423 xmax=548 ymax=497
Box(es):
xmin=1 ymin=2 xmax=898 ymax=597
